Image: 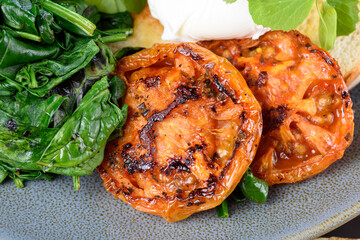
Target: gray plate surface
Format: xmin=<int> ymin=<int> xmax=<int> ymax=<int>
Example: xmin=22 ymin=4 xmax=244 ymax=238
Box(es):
xmin=1 ymin=86 xmax=360 ymax=240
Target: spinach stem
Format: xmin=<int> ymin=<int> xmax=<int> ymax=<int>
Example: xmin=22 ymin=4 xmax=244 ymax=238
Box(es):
xmin=14 ymin=177 xmax=24 ymax=188
xmin=41 ymin=0 xmax=96 ymax=36
xmin=216 ymin=199 xmax=229 ymax=218
xmin=29 ymin=67 xmax=38 ymax=89
xmin=103 ymin=28 xmax=133 ymax=35
xmin=72 ymin=176 xmax=80 ymax=191
xmin=101 ymin=34 xmax=127 ymax=43
xmin=15 ymin=31 xmax=42 ymax=42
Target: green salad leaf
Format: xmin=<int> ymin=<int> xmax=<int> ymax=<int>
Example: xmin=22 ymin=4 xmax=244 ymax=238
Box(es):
xmin=85 ymin=0 xmax=126 ymax=14
xmin=319 ymin=0 xmax=337 ymax=50
xmin=123 ymin=0 xmax=147 ymax=14
xmin=248 ymin=0 xmax=315 ymax=31
xmin=248 ymin=0 xmax=360 ymax=50
xmin=327 ymin=0 xmax=359 ymax=36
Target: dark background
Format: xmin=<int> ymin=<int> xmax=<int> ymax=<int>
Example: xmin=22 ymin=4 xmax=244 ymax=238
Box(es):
xmin=322 ymin=215 xmax=360 ymax=238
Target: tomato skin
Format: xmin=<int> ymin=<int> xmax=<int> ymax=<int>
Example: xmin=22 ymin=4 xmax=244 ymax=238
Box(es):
xmin=98 ymin=43 xmax=262 ymax=221
xmin=200 ymin=30 xmax=354 ymax=185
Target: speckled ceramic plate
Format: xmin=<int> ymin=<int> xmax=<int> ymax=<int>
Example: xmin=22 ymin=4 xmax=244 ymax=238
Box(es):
xmin=1 ymin=85 xmax=359 ymax=240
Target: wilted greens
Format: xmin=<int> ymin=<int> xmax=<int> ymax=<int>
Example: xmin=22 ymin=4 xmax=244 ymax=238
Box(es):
xmin=0 ymin=0 xmax=139 ymax=190
xmin=215 ymin=168 xmax=269 ymax=218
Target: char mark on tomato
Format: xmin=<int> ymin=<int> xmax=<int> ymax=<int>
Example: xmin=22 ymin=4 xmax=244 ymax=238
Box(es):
xmin=182 ymin=174 xmax=218 ymax=200
xmin=122 ymin=143 xmax=155 ymax=174
xmin=140 ymin=76 xmax=161 ymax=88
xmin=219 ymin=141 xmax=241 ymax=180
xmin=255 ymin=71 xmax=268 ymax=88
xmin=162 ymin=157 xmax=191 ymax=176
xmin=198 ymin=30 xmax=354 ymax=185
xmin=175 ymin=45 xmax=203 ymax=61
xmin=130 ymin=85 xmax=200 ymax=175
xmin=212 ymin=74 xmax=238 ymax=103
xmin=99 ymin=43 xmax=262 ymax=222
xmin=263 ymin=105 xmax=289 ymax=135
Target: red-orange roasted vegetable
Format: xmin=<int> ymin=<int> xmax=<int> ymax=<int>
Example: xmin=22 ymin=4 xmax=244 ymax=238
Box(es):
xmin=98 ymin=43 xmax=262 ymax=222
xmin=200 ymin=30 xmax=354 ymax=185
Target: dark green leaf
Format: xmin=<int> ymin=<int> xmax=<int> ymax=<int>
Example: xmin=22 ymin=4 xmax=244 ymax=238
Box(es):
xmin=82 ymin=6 xmax=101 ymax=24
xmin=94 ymin=12 xmax=133 ymax=43
xmin=0 ymin=26 xmax=42 ymax=42
xmin=248 ymin=0 xmax=315 ymax=31
xmin=15 ymin=38 xmax=99 ymax=97
xmin=0 ymin=125 xmax=58 ymax=170
xmin=0 ymin=78 xmax=23 ymax=96
xmin=113 ymin=47 xmax=143 ymax=60
xmin=51 ymin=40 xmax=115 ymax=120
xmin=0 ymin=30 xmax=60 ymax=80
xmin=48 ymin=146 xmax=105 ymax=176
xmin=37 ymin=77 xmax=124 ymax=169
xmin=109 ymin=76 xmax=127 ymax=106
xmin=327 ymin=0 xmax=359 ymax=36
xmin=100 ymin=33 xmax=128 ymax=43
xmin=37 ymin=8 xmax=56 ymax=44
xmin=108 ymin=104 xmax=127 ymax=142
xmin=0 ymin=92 xmax=64 ymax=128
xmin=319 ymin=1 xmax=337 ymax=50
xmin=41 ymin=0 xmax=96 ymax=36
xmin=230 ymin=186 xmax=247 ymax=203
xmin=240 ymin=169 xmax=269 ymax=204
xmin=118 ymin=104 xmax=128 ymax=129
xmin=97 ymin=28 xmax=132 ymax=37
xmin=97 ymin=11 xmax=133 ymax=30
xmin=1 ymin=0 xmax=39 ymax=35
xmin=0 ymin=162 xmax=9 ymax=184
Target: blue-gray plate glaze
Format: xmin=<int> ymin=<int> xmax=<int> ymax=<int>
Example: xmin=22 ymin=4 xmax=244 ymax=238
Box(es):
xmin=1 ymin=85 xmax=359 ymax=240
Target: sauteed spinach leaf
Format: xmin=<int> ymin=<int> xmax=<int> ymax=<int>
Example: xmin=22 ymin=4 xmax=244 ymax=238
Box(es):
xmin=0 ymin=0 xmax=132 ymax=190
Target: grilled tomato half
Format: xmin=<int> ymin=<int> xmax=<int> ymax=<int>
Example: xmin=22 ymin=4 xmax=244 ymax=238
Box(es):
xmin=98 ymin=43 xmax=262 ymax=222
xmin=200 ymin=30 xmax=354 ymax=185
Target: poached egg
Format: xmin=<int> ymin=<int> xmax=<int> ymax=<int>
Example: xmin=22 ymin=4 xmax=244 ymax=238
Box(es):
xmin=148 ymin=0 xmax=270 ymax=42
